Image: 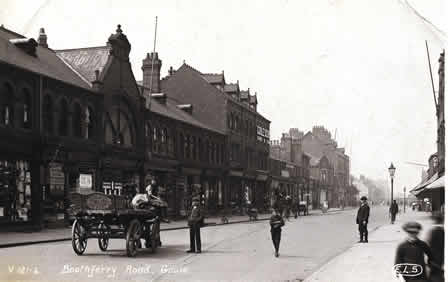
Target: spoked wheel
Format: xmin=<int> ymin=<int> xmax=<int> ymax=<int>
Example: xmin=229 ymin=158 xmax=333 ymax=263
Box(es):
xmin=98 ymin=223 xmax=110 ymax=252
xmin=126 ymin=219 xmax=142 ymax=257
xmin=72 ymin=219 xmax=88 ymax=255
xmin=148 ymin=220 xmax=160 ymax=253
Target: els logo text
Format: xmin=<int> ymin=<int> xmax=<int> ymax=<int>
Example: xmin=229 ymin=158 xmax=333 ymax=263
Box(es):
xmin=393 ymin=263 xmax=423 ymax=277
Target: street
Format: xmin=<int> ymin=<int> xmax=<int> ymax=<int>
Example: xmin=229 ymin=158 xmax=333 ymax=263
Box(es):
xmin=0 ymin=206 xmax=389 ymax=282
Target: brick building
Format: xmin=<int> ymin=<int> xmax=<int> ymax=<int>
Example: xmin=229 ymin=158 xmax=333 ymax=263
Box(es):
xmin=0 ymin=24 xmax=228 ymax=229
xmin=158 ymin=62 xmax=271 ymax=211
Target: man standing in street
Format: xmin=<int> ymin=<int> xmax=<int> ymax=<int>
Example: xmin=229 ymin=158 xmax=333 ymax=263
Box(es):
xmin=390 ymin=200 xmax=399 ymax=224
xmin=270 ymin=209 xmax=285 ymax=257
xmin=186 ymin=196 xmax=202 ymax=254
xmin=356 ymin=196 xmax=370 ymax=243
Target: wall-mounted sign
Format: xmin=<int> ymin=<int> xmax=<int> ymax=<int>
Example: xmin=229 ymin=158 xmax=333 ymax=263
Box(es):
xmin=281 ymin=170 xmax=290 ymax=178
xmin=79 ymin=174 xmax=93 ymax=189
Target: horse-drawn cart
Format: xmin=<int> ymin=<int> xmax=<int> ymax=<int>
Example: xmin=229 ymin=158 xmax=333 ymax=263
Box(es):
xmin=68 ymin=192 xmax=161 ymax=257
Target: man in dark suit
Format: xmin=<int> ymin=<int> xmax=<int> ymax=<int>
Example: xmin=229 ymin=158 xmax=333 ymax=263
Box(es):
xmin=356 ymin=196 xmax=370 ymax=243
xmin=186 ymin=196 xmax=202 ymax=254
xmin=389 ymin=200 xmax=399 ymax=224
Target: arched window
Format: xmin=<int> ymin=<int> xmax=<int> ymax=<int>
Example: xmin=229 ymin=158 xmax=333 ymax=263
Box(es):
xmin=22 ymin=88 xmax=31 ymax=129
xmin=85 ymin=106 xmax=94 ymax=139
xmin=58 ymin=99 xmax=68 ymax=136
xmin=105 ymin=109 xmax=133 ymax=146
xmin=43 ymin=95 xmax=53 ymax=135
xmin=72 ymin=103 xmax=82 ymax=137
xmin=0 ymin=83 xmax=14 ymax=126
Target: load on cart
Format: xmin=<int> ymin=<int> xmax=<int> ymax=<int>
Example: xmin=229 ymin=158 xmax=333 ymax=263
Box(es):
xmin=68 ymin=182 xmax=168 ymax=257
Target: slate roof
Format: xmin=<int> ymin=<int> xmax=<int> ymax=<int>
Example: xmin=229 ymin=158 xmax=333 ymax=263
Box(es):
xmin=202 ymin=73 xmax=224 ymax=84
xmin=56 ymin=46 xmax=111 ymax=86
xmin=0 ymin=26 xmax=90 ymax=90
xmin=150 ymin=97 xmax=224 ymax=135
xmin=136 ymin=81 xmax=224 ymax=135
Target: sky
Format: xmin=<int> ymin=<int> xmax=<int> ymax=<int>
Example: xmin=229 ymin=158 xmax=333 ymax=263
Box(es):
xmin=0 ymin=0 xmax=446 ymax=196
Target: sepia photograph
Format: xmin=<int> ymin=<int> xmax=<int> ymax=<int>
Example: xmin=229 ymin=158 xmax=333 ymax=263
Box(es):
xmin=0 ymin=0 xmax=445 ymax=281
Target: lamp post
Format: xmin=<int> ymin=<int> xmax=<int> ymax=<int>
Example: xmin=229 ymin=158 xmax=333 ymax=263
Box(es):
xmin=388 ymin=163 xmax=396 ymax=204
xmin=403 ymin=187 xmax=406 ymax=213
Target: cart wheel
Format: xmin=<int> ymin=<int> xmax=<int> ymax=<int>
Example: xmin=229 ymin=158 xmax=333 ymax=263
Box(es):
xmin=126 ymin=219 xmax=141 ymax=257
xmin=98 ymin=223 xmax=110 ymax=252
xmin=149 ymin=221 xmax=160 ymax=253
xmin=72 ymin=219 xmax=87 ymax=255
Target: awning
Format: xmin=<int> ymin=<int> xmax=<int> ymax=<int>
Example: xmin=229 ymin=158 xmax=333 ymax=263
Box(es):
xmin=410 ymin=172 xmax=439 ymax=195
xmin=426 ymin=174 xmax=444 ymax=190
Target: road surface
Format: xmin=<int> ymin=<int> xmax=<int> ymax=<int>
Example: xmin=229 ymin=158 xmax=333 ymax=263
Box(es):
xmin=0 ymin=206 xmax=389 ymax=282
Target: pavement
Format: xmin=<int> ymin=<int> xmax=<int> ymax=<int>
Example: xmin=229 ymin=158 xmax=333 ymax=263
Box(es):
xmin=304 ymin=210 xmax=437 ymax=282
xmin=0 ymin=207 xmax=347 ymax=248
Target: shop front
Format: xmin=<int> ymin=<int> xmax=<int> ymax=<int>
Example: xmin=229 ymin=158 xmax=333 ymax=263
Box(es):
xmin=0 ymin=160 xmax=33 ymax=224
xmin=228 ymin=170 xmax=244 ymax=209
xmin=144 ymin=157 xmax=179 ymax=216
xmin=203 ymin=169 xmax=224 ymax=215
xmin=178 ymin=167 xmax=202 ymax=217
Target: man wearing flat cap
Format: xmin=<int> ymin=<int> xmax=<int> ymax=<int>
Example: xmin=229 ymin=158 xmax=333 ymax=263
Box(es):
xmin=395 ymin=221 xmax=433 ymax=281
xmin=187 ymin=191 xmax=203 ymax=254
xmin=356 ymin=196 xmax=370 ymax=243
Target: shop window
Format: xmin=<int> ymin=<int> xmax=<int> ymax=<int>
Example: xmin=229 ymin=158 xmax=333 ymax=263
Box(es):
xmin=43 ymin=95 xmax=53 ymax=135
xmin=22 ymin=89 xmax=31 ymax=129
xmin=0 ymin=160 xmax=32 ymax=223
xmin=0 ymin=83 xmax=14 ymax=127
xmin=185 ymin=135 xmax=191 ymax=159
xmin=198 ymin=138 xmax=202 ymax=161
xmin=179 ymin=134 xmax=184 ymax=158
xmin=192 ymin=136 xmax=197 ymax=160
xmin=58 ymin=99 xmax=68 ymax=136
xmin=72 ymin=103 xmax=82 ymax=137
xmin=85 ymin=106 xmax=94 ymax=139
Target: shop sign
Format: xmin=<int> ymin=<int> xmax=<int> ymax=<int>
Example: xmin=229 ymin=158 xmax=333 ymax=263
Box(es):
xmin=79 ymin=174 xmax=93 ymax=189
xmin=281 ymin=170 xmax=290 ymax=178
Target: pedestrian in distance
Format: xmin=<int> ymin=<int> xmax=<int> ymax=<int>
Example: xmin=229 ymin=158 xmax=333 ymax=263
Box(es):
xmin=356 ymin=196 xmax=370 ymax=243
xmin=270 ymin=209 xmax=285 ymax=257
xmin=394 ymin=221 xmax=433 ymax=282
xmin=186 ymin=196 xmax=203 ymax=254
xmin=427 ymin=212 xmax=444 ymax=282
xmin=390 ymin=200 xmax=399 ymax=224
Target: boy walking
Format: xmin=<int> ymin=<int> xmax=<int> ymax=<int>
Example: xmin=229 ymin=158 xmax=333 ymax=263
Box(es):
xmin=395 ymin=221 xmax=433 ymax=281
xmin=270 ymin=209 xmax=285 ymax=257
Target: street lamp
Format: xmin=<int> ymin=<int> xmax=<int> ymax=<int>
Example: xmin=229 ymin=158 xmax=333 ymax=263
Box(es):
xmin=388 ymin=163 xmax=396 ymax=204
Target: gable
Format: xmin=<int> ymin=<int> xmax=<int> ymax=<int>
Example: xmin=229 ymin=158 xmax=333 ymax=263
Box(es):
xmin=100 ymin=57 xmax=140 ymax=98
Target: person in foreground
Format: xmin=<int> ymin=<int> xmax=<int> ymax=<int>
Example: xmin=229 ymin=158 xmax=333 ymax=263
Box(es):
xmin=395 ymin=221 xmax=433 ymax=282
xmin=356 ymin=196 xmax=370 ymax=243
xmin=270 ymin=209 xmax=285 ymax=257
xmin=186 ymin=196 xmax=203 ymax=254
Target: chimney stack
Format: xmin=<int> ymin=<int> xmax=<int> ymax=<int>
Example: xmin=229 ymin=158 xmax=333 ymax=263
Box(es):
xmin=142 ymin=52 xmax=162 ymax=95
xmin=37 ymin=28 xmax=48 ymax=48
